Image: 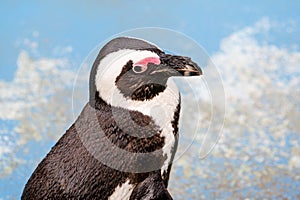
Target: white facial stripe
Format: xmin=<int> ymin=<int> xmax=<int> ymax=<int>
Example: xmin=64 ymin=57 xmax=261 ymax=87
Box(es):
xmin=95 ymin=49 xmax=160 ymax=105
xmin=95 ymin=48 xmax=179 ymax=176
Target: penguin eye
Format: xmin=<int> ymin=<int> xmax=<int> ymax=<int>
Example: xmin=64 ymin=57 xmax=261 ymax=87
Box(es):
xmin=133 ymin=65 xmax=147 ymax=74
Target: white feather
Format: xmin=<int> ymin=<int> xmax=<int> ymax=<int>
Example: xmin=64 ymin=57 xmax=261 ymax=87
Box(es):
xmin=108 ymin=180 xmax=134 ymax=200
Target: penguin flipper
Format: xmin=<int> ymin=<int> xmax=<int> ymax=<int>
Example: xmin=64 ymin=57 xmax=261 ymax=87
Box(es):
xmin=130 ymin=173 xmax=173 ymax=200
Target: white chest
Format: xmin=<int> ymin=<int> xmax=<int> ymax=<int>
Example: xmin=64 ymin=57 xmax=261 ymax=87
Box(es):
xmin=100 ymin=76 xmax=179 ymax=177
xmin=119 ymin=80 xmax=180 ymax=176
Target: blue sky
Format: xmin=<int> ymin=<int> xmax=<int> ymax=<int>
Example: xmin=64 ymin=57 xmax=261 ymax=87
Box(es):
xmin=1 ymin=1 xmax=300 ymax=199
xmin=1 ymin=1 xmax=299 ymax=81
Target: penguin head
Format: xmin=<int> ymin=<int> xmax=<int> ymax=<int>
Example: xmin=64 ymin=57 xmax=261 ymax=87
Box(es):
xmin=89 ymin=37 xmax=202 ymax=107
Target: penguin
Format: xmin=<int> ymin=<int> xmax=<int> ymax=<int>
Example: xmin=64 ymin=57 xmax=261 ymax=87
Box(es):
xmin=21 ymin=37 xmax=202 ymax=200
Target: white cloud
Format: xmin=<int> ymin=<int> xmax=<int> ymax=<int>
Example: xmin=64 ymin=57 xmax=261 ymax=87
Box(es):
xmin=53 ymin=46 xmax=73 ymax=55
xmin=212 ymin=18 xmax=300 ymax=135
xmin=171 ymin=18 xmax=300 ymax=199
xmin=0 ymin=50 xmax=74 ymax=121
xmin=0 ymin=135 xmax=11 ymax=157
xmin=0 ymin=48 xmax=77 ymax=176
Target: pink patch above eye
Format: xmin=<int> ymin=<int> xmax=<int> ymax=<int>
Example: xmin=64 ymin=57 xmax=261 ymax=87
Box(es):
xmin=134 ymin=57 xmax=161 ymax=66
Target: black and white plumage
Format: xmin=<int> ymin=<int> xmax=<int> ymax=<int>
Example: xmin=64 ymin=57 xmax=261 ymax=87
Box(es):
xmin=21 ymin=37 xmax=202 ymax=200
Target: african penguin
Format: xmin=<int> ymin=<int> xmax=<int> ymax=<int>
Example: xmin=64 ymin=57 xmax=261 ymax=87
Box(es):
xmin=21 ymin=37 xmax=202 ymax=200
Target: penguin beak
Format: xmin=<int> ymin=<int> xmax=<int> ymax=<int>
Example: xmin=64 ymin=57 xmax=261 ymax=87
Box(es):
xmin=159 ymin=54 xmax=202 ymax=77
xmin=174 ymin=63 xmax=202 ymax=76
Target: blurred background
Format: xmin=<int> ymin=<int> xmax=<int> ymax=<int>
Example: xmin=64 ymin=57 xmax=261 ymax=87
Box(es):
xmin=0 ymin=1 xmax=299 ymax=199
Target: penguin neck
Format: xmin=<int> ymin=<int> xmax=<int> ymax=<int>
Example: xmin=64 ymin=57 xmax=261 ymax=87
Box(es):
xmin=91 ymin=79 xmax=180 ymax=177
xmin=103 ymin=79 xmax=180 ymax=131
xmin=92 ymin=79 xmax=180 ymax=130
